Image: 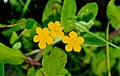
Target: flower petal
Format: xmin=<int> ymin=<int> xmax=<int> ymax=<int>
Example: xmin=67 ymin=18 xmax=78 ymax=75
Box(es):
xmin=55 ymin=21 xmax=61 ymax=26
xmin=50 ymin=30 xmax=57 ymax=38
xmin=58 ymin=31 xmax=64 ymax=37
xmin=59 ymin=27 xmax=63 ymax=31
xmin=55 ymin=26 xmax=63 ymax=31
xmin=62 ymin=36 xmax=70 ymax=43
xmin=33 ymin=35 xmax=40 ymax=42
xmin=74 ymin=44 xmax=81 ymax=52
xmin=65 ymin=43 xmax=73 ymax=52
xmin=48 ymin=22 xmax=55 ymax=30
xmin=69 ymin=31 xmax=77 ymax=39
xmin=76 ymin=37 xmax=84 ymax=44
xmin=38 ymin=41 xmax=46 ymax=49
xmin=36 ymin=27 xmax=42 ymax=35
xmin=46 ymin=36 xmax=53 ymax=45
xmin=42 ymin=28 xmax=49 ymax=35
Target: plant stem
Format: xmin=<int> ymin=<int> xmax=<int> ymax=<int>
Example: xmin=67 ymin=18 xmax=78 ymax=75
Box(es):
xmin=19 ymin=0 xmax=31 ymax=13
xmin=20 ymin=0 xmax=31 ymax=18
xmin=106 ymin=22 xmax=111 ymax=76
xmin=75 ymin=23 xmax=120 ymax=50
xmin=0 ymin=20 xmax=28 ymax=28
xmin=25 ymin=49 xmax=43 ymax=56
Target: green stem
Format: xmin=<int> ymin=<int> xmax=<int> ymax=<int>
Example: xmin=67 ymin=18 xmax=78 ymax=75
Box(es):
xmin=19 ymin=0 xmax=31 ymax=13
xmin=25 ymin=49 xmax=43 ymax=56
xmin=75 ymin=23 xmax=120 ymax=50
xmin=0 ymin=64 xmax=4 ymax=76
xmin=106 ymin=22 xmax=111 ymax=76
xmin=20 ymin=0 xmax=31 ymax=18
xmin=19 ymin=0 xmax=25 ymax=6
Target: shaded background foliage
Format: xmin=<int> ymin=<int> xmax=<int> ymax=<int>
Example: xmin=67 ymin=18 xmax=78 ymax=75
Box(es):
xmin=1 ymin=0 xmax=120 ymax=76
xmin=1 ymin=0 xmax=120 ymax=35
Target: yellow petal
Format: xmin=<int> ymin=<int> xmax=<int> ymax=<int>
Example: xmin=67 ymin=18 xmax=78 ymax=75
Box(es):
xmin=55 ymin=21 xmax=61 ymax=26
xmin=58 ymin=31 xmax=64 ymax=37
xmin=38 ymin=41 xmax=46 ymax=49
xmin=36 ymin=27 xmax=42 ymax=35
xmin=50 ymin=30 xmax=56 ymax=38
xmin=62 ymin=36 xmax=70 ymax=43
xmin=59 ymin=27 xmax=63 ymax=31
xmin=65 ymin=43 xmax=73 ymax=52
xmin=69 ymin=31 xmax=77 ymax=39
xmin=76 ymin=37 xmax=84 ymax=44
xmin=74 ymin=44 xmax=81 ymax=52
xmin=42 ymin=28 xmax=49 ymax=35
xmin=48 ymin=22 xmax=55 ymax=30
xmin=46 ymin=36 xmax=53 ymax=45
xmin=39 ymin=35 xmax=46 ymax=41
xmin=33 ymin=35 xmax=40 ymax=42
xmin=55 ymin=26 xmax=63 ymax=31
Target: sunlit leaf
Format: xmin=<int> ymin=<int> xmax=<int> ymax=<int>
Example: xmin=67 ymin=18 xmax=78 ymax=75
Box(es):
xmin=42 ymin=0 xmax=62 ymax=27
xmin=2 ymin=29 xmax=12 ymax=37
xmin=27 ymin=67 xmax=36 ymax=76
xmin=76 ymin=20 xmax=94 ymax=32
xmin=42 ymin=45 xmax=67 ymax=76
xmin=36 ymin=68 xmax=44 ymax=76
xmin=61 ymin=0 xmax=76 ymax=32
xmin=107 ymin=0 xmax=120 ymax=28
xmin=12 ymin=42 xmax=22 ymax=50
xmin=0 ymin=43 xmax=25 ymax=65
xmin=10 ymin=31 xmax=19 ymax=45
xmin=58 ymin=69 xmax=71 ymax=76
xmin=77 ymin=2 xmax=98 ymax=22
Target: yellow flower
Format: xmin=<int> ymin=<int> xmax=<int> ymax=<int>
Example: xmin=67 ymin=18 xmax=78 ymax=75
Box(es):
xmin=62 ymin=31 xmax=84 ymax=52
xmin=33 ymin=27 xmax=53 ymax=49
xmin=48 ymin=21 xmax=64 ymax=38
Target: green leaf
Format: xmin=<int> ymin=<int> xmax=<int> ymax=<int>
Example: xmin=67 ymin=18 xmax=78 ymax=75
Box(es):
xmin=83 ymin=32 xmax=106 ymax=46
xmin=12 ymin=42 xmax=22 ymax=50
xmin=23 ymin=22 xmax=38 ymax=37
xmin=9 ymin=0 xmax=22 ymax=12
xmin=61 ymin=0 xmax=76 ymax=32
xmin=76 ymin=20 xmax=94 ymax=32
xmin=27 ymin=67 xmax=36 ymax=76
xmin=1 ymin=29 xmax=12 ymax=37
xmin=26 ymin=18 xmax=35 ymax=29
xmin=42 ymin=45 xmax=67 ymax=76
xmin=83 ymin=37 xmax=106 ymax=46
xmin=21 ymin=37 xmax=33 ymax=51
xmin=117 ymin=61 xmax=120 ymax=73
xmin=11 ymin=18 xmax=26 ymax=31
xmin=10 ymin=31 xmax=19 ymax=45
xmin=77 ymin=2 xmax=98 ymax=22
xmin=0 ymin=64 xmax=4 ymax=76
xmin=107 ymin=0 xmax=120 ymax=28
xmin=36 ymin=68 xmax=44 ymax=76
xmin=0 ymin=43 xmax=25 ymax=65
xmin=91 ymin=51 xmax=107 ymax=75
xmin=42 ymin=0 xmax=62 ymax=27
xmin=58 ymin=69 xmax=72 ymax=76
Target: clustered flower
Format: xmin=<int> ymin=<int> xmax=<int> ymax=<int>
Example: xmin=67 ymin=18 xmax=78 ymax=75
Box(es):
xmin=33 ymin=21 xmax=84 ymax=52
